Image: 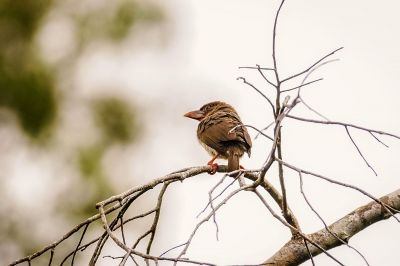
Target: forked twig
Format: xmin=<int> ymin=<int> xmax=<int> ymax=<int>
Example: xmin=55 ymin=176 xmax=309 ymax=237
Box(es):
xmin=237 ymin=77 xmax=276 ymax=115
xmin=253 ymin=189 xmax=345 ymax=265
xmin=298 ymin=172 xmax=370 ymax=265
xmin=287 ymin=114 xmax=400 ymax=140
xmin=281 ymin=78 xmax=323 ymax=93
xmin=281 ymin=47 xmax=344 ymax=83
xmin=278 ymin=159 xmax=400 ymax=221
xmin=345 ymin=126 xmax=378 ymax=176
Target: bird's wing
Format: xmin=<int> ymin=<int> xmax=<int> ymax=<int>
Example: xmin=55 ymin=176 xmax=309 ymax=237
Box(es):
xmin=198 ymin=114 xmax=251 ymax=155
xmin=242 ymin=127 xmax=252 ymax=156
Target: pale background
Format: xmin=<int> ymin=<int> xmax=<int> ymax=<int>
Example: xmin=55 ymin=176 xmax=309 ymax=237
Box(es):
xmin=2 ymin=0 xmax=400 ymax=265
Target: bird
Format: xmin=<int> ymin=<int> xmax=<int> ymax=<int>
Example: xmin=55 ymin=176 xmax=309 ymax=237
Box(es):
xmin=184 ymin=101 xmax=252 ymax=175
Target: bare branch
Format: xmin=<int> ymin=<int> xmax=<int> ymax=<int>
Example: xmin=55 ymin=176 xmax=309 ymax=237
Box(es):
xmin=272 ymin=0 xmax=286 ymax=85
xmin=292 ymin=59 xmax=340 ymax=121
xmin=239 ymin=66 xmax=274 ymax=71
xmin=256 ymin=64 xmax=277 ymax=88
xmin=369 ymin=132 xmax=389 ymax=148
xmin=281 ymin=78 xmax=323 ymax=93
xmin=229 ymin=124 xmax=274 ymax=141
xmin=303 ymin=238 xmax=315 ymax=266
xmin=237 ymin=77 xmax=276 ymax=115
xmin=264 ymin=189 xmax=400 ymax=265
xmin=254 ymin=190 xmax=345 ymax=266
xmin=255 ymin=121 xmax=275 ymax=140
xmin=298 ymin=59 xmax=339 ymax=96
xmin=159 ymin=243 xmax=187 ymax=257
xmin=277 ymin=158 xmax=400 ymax=221
xmin=298 ymin=97 xmax=330 ymax=121
xmin=175 ymin=183 xmax=255 ymax=263
xmin=298 ymin=172 xmax=370 ymax=266
xmin=281 ymin=47 xmax=344 ymax=83
xmin=287 ymin=114 xmax=400 ymax=140
xmin=10 ymin=199 xmax=124 ymax=266
xmin=71 ymin=223 xmax=89 ymax=265
xmin=345 ymin=126 xmax=378 ymax=176
xmin=98 ymin=205 xmax=216 ymax=266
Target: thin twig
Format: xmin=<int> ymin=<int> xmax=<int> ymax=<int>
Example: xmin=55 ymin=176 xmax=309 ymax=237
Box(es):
xmin=345 ymin=126 xmax=378 ymax=176
xmin=256 ymin=64 xmax=277 ymax=88
xmin=298 ymin=59 xmax=339 ymax=96
xmin=271 ymin=0 xmax=286 ymax=85
xmin=71 ymin=223 xmax=89 ymax=265
xmin=277 ymin=159 xmax=400 ymax=222
xmin=299 ymin=97 xmax=330 ymax=121
xmin=239 ymin=66 xmax=274 ymax=70
xmin=90 ymin=190 xmax=148 ymax=265
xmin=299 ymin=172 xmax=370 ymax=265
xmin=119 ymin=217 xmax=127 ymax=245
xmin=120 ymin=183 xmax=171 ymax=265
xmin=175 ymin=183 xmax=255 ymax=264
xmin=281 ymin=78 xmax=323 ymax=93
xmin=265 ymin=189 xmax=400 ymax=265
xmin=10 ymin=199 xmax=125 ymax=266
xmin=61 ymin=209 xmax=157 ymax=265
xmin=159 ymin=243 xmax=187 ymax=257
xmin=103 ymin=255 xmax=139 ymax=266
xmin=369 ymin=132 xmax=389 ymax=148
xmin=237 ymin=77 xmax=276 ymax=115
xmin=98 ymin=206 xmax=217 ymax=266
xmin=197 ymin=174 xmax=229 ymax=218
xmin=253 ymin=189 xmax=345 ymax=265
xmin=281 ymin=47 xmax=344 ymax=83
xmin=229 ymin=124 xmax=274 ymax=141
xmin=294 ymin=59 xmax=340 ymax=121
xmin=303 ymin=238 xmax=315 ymax=266
xmin=47 ymin=249 xmax=54 ymax=266
xmin=255 ymin=121 xmax=276 ymax=140
xmin=287 ymin=114 xmax=400 ymax=140
xmin=259 ymin=98 xmax=301 ymax=234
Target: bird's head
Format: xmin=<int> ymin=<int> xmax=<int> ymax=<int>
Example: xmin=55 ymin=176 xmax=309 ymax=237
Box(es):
xmin=184 ymin=101 xmax=232 ymax=121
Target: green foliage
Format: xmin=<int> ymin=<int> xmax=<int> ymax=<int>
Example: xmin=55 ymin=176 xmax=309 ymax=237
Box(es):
xmin=78 ymin=144 xmax=104 ymax=179
xmin=75 ymin=143 xmax=114 ymax=218
xmin=75 ymin=0 xmax=163 ymax=43
xmin=0 ymin=59 xmax=57 ymax=138
xmin=108 ymin=1 xmax=140 ymax=41
xmin=107 ymin=0 xmax=163 ymax=41
xmin=0 ymin=0 xmax=57 ymax=139
xmin=93 ymin=97 xmax=137 ymax=144
xmin=0 ymin=0 xmax=163 ymax=262
xmin=0 ymin=0 xmax=51 ymax=40
xmin=74 ymin=96 xmax=138 ymax=218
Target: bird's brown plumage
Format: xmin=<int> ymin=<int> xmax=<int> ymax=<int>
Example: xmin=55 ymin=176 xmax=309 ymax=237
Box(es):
xmin=184 ymin=101 xmax=252 ymax=173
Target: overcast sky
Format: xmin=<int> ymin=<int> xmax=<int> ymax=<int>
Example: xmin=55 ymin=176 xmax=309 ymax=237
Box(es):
xmin=121 ymin=1 xmax=400 ymax=265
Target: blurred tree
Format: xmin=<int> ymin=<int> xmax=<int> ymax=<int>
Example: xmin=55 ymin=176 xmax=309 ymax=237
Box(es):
xmin=0 ymin=0 xmax=165 ymax=263
xmin=72 ymin=97 xmax=138 ymax=218
xmin=0 ymin=0 xmax=56 ymax=138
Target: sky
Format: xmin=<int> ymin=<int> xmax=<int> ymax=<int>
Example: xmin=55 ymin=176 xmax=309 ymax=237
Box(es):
xmin=121 ymin=1 xmax=400 ymax=265
xmin=4 ymin=0 xmax=400 ymax=265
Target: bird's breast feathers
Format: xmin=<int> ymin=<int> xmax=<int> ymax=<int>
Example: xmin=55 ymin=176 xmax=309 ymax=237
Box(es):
xmin=198 ymin=139 xmax=220 ymax=157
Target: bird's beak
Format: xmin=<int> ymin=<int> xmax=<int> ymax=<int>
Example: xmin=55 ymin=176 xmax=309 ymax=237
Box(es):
xmin=184 ymin=110 xmax=205 ymax=121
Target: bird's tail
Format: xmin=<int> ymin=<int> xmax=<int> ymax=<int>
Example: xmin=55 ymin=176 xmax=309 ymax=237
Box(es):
xmin=228 ymin=149 xmax=240 ymax=172
xmin=228 ymin=147 xmax=246 ymax=187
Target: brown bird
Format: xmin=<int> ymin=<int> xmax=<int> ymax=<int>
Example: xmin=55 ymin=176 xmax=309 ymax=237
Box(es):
xmin=184 ymin=101 xmax=252 ymax=174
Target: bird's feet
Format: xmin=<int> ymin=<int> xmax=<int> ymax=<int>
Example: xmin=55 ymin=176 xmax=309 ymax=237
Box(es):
xmin=207 ymin=162 xmax=218 ymax=175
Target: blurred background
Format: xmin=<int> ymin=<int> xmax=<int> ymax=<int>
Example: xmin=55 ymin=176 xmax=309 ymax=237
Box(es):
xmin=1 ymin=0 xmax=399 ymax=265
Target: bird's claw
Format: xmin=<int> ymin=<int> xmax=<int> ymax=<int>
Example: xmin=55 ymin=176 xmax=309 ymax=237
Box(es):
xmin=207 ymin=162 xmax=218 ymax=175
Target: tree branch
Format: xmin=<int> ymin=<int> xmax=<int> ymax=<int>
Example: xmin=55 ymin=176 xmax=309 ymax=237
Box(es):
xmin=263 ymin=188 xmax=400 ymax=265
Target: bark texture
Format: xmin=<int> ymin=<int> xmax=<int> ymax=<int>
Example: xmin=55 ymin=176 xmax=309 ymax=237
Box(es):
xmin=263 ymin=189 xmax=400 ymax=265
